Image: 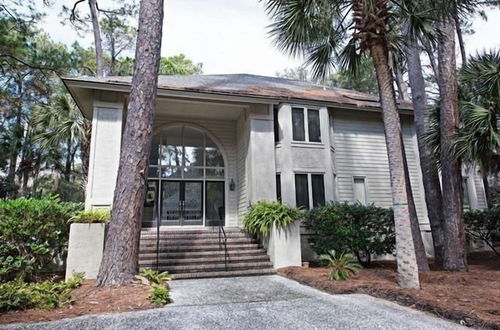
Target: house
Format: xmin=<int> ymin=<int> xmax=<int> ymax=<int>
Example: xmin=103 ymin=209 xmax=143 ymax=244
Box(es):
xmin=63 ymin=74 xmax=487 ymax=279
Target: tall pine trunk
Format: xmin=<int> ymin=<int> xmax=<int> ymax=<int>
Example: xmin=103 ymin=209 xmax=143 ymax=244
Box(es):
xmin=437 ymin=19 xmax=468 ymax=271
xmin=370 ymin=40 xmax=420 ymax=289
xmin=406 ymin=40 xmax=445 ymax=268
xmin=89 ymin=0 xmax=106 ymax=77
xmin=97 ymin=0 xmax=164 ymax=286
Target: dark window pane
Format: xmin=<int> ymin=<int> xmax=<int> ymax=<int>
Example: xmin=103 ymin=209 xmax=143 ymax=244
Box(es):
xmin=295 ymin=174 xmax=309 ymax=209
xmin=183 ymin=127 xmax=204 ymax=167
xmin=311 ymin=174 xmax=325 ymax=207
xmin=308 ymin=109 xmax=321 ymax=142
xmin=273 ymin=106 xmax=280 ymax=142
xmin=206 ymin=181 xmax=225 ymax=226
xmin=276 ymin=174 xmax=281 ymax=203
xmin=292 ymin=108 xmax=305 ymax=141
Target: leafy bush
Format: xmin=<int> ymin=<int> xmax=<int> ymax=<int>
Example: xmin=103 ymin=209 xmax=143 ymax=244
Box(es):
xmin=304 ymin=202 xmax=395 ymax=266
xmin=0 ymin=196 xmax=82 ymax=282
xmin=244 ymin=201 xmax=302 ymax=237
xmin=139 ymin=269 xmax=171 ymax=286
xmin=69 ymin=209 xmax=110 ymax=223
xmin=320 ymin=250 xmax=362 ymax=281
xmin=0 ymin=273 xmax=84 ymax=312
xmin=464 ymin=207 xmax=500 ymax=257
xmin=149 ymin=284 xmax=172 ymax=307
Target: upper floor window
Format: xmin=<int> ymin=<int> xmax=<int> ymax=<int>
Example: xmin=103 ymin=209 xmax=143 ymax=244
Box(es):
xmin=292 ymin=107 xmax=321 ymax=142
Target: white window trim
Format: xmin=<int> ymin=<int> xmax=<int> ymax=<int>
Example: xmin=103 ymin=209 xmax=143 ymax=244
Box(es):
xmin=291 ymin=106 xmax=322 ymax=144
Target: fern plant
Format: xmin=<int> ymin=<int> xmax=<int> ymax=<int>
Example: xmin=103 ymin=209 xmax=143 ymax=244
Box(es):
xmin=149 ymin=284 xmax=172 ymax=306
xmin=139 ymin=269 xmax=171 ymax=286
xmin=243 ymin=201 xmax=301 ymax=237
xmin=320 ymin=250 xmax=362 ymax=281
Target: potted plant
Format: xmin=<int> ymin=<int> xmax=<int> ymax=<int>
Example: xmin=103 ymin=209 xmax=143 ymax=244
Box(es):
xmin=65 ymin=210 xmax=110 ymax=280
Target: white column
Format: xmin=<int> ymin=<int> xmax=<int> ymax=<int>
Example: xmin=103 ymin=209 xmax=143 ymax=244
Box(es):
xmin=85 ymin=102 xmax=124 ymax=210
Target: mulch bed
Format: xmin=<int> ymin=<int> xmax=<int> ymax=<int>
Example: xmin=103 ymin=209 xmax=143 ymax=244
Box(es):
xmin=279 ymin=251 xmax=500 ymax=329
xmin=0 ymin=280 xmax=154 ymax=325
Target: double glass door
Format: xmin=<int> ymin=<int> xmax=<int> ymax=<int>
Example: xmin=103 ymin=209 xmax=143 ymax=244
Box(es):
xmin=161 ymin=180 xmax=203 ymax=226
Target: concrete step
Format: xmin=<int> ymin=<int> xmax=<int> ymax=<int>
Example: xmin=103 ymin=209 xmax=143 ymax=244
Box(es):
xmin=168 ymin=268 xmax=276 ymax=280
xmin=141 ymin=227 xmax=243 ymax=235
xmin=140 ymin=231 xmax=249 ymax=240
xmin=139 ymin=243 xmax=261 ymax=253
xmin=140 ymin=237 xmax=255 ymax=246
xmin=161 ymin=261 xmax=273 ymax=273
xmin=139 ymin=254 xmax=270 ymax=266
xmin=138 ymin=249 xmax=268 ymax=260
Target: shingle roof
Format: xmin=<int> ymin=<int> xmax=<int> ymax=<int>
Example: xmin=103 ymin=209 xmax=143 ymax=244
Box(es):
xmin=63 ymin=73 xmax=412 ymax=110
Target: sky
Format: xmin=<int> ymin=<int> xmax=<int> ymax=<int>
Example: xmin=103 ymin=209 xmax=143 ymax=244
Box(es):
xmin=38 ymin=0 xmax=500 ymax=76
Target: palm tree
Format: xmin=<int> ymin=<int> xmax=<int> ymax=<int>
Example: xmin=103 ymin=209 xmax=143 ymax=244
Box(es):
xmin=262 ymin=0 xmax=429 ymax=288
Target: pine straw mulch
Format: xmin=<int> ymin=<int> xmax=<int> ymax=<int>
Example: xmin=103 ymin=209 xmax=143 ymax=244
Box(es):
xmin=279 ymin=251 xmax=500 ymax=329
xmin=0 ymin=280 xmax=154 ymax=325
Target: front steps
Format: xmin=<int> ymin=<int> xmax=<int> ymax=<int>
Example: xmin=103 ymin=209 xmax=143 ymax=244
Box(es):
xmin=138 ymin=227 xmax=276 ymax=279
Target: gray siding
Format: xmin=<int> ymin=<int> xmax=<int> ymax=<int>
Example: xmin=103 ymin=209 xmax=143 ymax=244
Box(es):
xmin=333 ymin=109 xmax=427 ymax=224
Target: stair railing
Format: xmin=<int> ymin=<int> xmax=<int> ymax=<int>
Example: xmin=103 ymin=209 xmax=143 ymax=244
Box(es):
xmin=218 ymin=219 xmax=229 ymax=270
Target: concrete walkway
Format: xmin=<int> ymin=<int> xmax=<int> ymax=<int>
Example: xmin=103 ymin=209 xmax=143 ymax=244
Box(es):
xmin=3 ymin=275 xmax=464 ymax=330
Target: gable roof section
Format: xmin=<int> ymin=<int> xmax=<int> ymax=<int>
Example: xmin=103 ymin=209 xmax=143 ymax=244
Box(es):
xmin=63 ymin=73 xmax=413 ymax=113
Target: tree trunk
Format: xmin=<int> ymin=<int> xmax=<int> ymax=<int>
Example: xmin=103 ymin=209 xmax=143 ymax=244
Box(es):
xmin=437 ymin=19 xmax=468 ymax=271
xmin=370 ymin=40 xmax=420 ymax=289
xmin=453 ymin=10 xmax=467 ymax=66
xmin=402 ymin=138 xmax=429 ymax=272
xmin=406 ymin=39 xmax=445 ymax=268
xmin=97 ymin=0 xmax=164 ymax=286
xmin=394 ymin=66 xmax=409 ymax=100
xmin=88 ymin=0 xmax=106 ymax=77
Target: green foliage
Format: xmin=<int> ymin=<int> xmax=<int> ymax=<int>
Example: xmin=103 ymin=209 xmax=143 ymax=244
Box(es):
xmin=139 ymin=269 xmax=171 ymax=286
xmin=464 ymin=207 xmax=500 ymax=257
xmin=0 ymin=197 xmax=82 ymax=282
xmin=320 ymin=250 xmax=362 ymax=281
xmin=304 ymin=202 xmax=395 ymax=266
xmin=0 ymin=273 xmax=84 ymax=312
xmin=243 ymin=201 xmax=302 ymax=237
xmin=149 ymin=284 xmax=172 ymax=307
xmin=70 ymin=209 xmax=111 ymax=223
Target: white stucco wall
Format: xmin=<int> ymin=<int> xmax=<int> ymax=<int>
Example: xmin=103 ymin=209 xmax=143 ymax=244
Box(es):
xmin=85 ymin=103 xmax=123 ymax=210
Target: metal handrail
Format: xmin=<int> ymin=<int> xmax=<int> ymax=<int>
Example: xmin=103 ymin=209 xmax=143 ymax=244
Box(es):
xmin=218 ymin=220 xmax=229 ymax=270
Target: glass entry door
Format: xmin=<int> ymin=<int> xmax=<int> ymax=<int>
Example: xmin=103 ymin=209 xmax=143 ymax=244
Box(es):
xmin=161 ymin=181 xmax=203 ymax=226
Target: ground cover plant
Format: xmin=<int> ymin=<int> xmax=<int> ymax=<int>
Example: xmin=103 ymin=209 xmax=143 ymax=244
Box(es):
xmin=69 ymin=209 xmax=111 ymax=223
xmin=319 ymin=250 xmax=362 ymax=281
xmin=304 ymin=202 xmax=395 ymax=266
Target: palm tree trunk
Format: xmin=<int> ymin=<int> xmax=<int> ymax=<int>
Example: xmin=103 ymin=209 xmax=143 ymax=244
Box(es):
xmin=437 ymin=19 xmax=468 ymax=271
xmin=370 ymin=40 xmax=420 ymax=289
xmin=88 ymin=0 xmax=106 ymax=77
xmin=453 ymin=10 xmax=467 ymax=66
xmin=97 ymin=0 xmax=164 ymax=286
xmin=406 ymin=40 xmax=445 ymax=268
xmin=402 ymin=138 xmax=429 ymax=272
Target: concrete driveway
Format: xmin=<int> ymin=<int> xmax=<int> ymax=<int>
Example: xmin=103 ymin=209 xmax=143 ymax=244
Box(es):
xmin=3 ymin=275 xmax=464 ymax=330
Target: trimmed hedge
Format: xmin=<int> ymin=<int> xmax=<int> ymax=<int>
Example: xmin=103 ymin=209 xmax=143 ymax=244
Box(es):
xmin=304 ymin=202 xmax=395 ymax=266
xmin=0 ymin=196 xmax=82 ymax=282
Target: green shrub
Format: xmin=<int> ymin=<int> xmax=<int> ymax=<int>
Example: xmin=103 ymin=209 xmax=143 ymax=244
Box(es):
xmin=149 ymin=284 xmax=172 ymax=307
xmin=69 ymin=209 xmax=111 ymax=223
xmin=0 ymin=273 xmax=84 ymax=312
xmin=244 ymin=201 xmax=302 ymax=237
xmin=464 ymin=207 xmax=500 ymax=257
xmin=319 ymin=250 xmax=362 ymax=281
xmin=0 ymin=196 xmax=82 ymax=282
xmin=139 ymin=269 xmax=171 ymax=286
xmin=304 ymin=202 xmax=395 ymax=266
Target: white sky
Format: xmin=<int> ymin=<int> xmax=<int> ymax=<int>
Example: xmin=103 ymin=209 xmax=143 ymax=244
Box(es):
xmin=38 ymin=0 xmax=500 ymax=76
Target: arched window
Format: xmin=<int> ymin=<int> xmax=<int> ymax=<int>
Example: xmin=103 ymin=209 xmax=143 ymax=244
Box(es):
xmin=144 ymin=126 xmax=225 ymax=227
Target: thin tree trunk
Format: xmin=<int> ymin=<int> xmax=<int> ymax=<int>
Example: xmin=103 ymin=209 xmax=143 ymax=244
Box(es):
xmin=437 ymin=19 xmax=468 ymax=271
xmin=394 ymin=66 xmax=409 ymax=100
xmin=453 ymin=10 xmax=467 ymax=66
xmin=89 ymin=0 xmax=106 ymax=77
xmin=406 ymin=39 xmax=445 ymax=268
xmin=97 ymin=0 xmax=164 ymax=286
xmin=370 ymin=40 xmax=420 ymax=289
xmin=402 ymin=138 xmax=430 ymax=272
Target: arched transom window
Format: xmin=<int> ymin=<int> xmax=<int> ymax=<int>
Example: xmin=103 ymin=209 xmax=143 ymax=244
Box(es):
xmin=148 ymin=126 xmax=225 ymax=180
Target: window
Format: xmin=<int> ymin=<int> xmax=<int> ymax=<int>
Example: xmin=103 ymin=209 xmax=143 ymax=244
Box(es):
xmin=311 ymin=174 xmax=325 ymax=207
xmin=463 ymin=177 xmax=470 ymax=210
xmin=295 ymin=174 xmax=309 ymax=209
xmin=276 ymin=174 xmax=282 ymax=203
xmin=295 ymin=173 xmax=326 ymax=209
xmin=353 ymin=177 xmax=367 ymax=205
xmin=273 ymin=105 xmax=280 ymax=143
xmin=292 ymin=108 xmax=305 ymax=141
xmin=291 ymin=107 xmax=321 ymax=143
